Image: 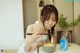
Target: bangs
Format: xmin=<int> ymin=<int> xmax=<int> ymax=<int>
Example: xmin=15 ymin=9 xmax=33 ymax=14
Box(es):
xmin=43 ymin=8 xmax=54 ymax=20
xmin=44 ymin=12 xmax=51 ymax=20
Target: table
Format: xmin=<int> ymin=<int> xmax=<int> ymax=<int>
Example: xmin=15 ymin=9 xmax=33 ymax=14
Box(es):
xmin=33 ymin=43 xmax=80 ymax=53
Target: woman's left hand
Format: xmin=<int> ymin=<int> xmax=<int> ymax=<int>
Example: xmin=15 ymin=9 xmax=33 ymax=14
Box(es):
xmin=37 ymin=39 xmax=49 ymax=47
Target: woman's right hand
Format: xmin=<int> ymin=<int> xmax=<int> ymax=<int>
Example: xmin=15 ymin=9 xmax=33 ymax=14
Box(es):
xmin=32 ymin=32 xmax=41 ymax=38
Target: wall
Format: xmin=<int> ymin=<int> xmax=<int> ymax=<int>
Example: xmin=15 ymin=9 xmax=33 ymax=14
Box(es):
xmin=0 ymin=0 xmax=24 ymax=49
xmin=54 ymin=0 xmax=73 ymax=24
xmin=23 ymin=0 xmax=38 ymax=28
xmin=54 ymin=0 xmax=73 ymax=31
xmin=74 ymin=2 xmax=80 ymax=45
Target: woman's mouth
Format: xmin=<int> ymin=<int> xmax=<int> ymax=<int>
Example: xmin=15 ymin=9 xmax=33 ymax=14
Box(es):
xmin=48 ymin=26 xmax=51 ymax=29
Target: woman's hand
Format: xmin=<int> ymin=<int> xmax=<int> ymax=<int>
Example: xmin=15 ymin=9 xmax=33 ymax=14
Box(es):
xmin=32 ymin=32 xmax=41 ymax=38
xmin=36 ymin=39 xmax=49 ymax=47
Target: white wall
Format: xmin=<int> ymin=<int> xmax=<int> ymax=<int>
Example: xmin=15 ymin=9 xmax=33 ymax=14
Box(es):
xmin=0 ymin=0 xmax=24 ymax=49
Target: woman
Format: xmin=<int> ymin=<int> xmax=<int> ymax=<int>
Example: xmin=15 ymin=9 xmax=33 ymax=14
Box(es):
xmin=17 ymin=4 xmax=58 ymax=53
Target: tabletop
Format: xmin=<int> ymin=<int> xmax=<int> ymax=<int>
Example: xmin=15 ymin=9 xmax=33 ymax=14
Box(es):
xmin=33 ymin=43 xmax=80 ymax=53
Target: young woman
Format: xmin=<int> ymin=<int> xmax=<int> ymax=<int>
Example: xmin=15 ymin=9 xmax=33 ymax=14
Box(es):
xmin=17 ymin=4 xmax=58 ymax=53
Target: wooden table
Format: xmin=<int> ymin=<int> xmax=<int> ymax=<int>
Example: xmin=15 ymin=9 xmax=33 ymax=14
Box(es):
xmin=33 ymin=43 xmax=80 ymax=53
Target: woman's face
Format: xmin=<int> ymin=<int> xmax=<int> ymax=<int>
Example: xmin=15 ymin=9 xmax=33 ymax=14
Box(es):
xmin=44 ymin=13 xmax=56 ymax=30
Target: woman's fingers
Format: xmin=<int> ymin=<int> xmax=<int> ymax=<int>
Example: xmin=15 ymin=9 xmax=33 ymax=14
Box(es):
xmin=33 ymin=32 xmax=41 ymax=38
xmin=33 ymin=32 xmax=39 ymax=36
xmin=35 ymin=35 xmax=41 ymax=38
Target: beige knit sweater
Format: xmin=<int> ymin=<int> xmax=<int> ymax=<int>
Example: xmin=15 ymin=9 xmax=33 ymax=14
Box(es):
xmin=24 ymin=22 xmax=48 ymax=53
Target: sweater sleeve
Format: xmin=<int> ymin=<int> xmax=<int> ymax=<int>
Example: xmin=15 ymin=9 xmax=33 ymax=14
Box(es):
xmin=24 ymin=36 xmax=49 ymax=52
xmin=24 ymin=35 xmax=37 ymax=52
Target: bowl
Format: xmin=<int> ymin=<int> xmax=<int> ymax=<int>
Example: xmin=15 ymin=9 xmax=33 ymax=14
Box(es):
xmin=36 ymin=35 xmax=48 ymax=42
xmin=42 ymin=43 xmax=56 ymax=53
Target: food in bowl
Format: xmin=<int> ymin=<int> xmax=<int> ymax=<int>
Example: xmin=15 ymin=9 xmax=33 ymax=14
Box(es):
xmin=44 ymin=43 xmax=55 ymax=47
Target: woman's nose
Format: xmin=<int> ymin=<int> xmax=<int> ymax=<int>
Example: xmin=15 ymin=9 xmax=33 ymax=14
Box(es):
xmin=49 ymin=20 xmax=52 ymax=25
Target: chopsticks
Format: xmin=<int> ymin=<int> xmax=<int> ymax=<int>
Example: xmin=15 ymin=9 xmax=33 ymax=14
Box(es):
xmin=27 ymin=33 xmax=48 ymax=35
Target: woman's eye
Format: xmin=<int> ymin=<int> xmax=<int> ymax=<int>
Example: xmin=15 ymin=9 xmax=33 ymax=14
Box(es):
xmin=53 ymin=20 xmax=56 ymax=21
xmin=52 ymin=19 xmax=56 ymax=21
